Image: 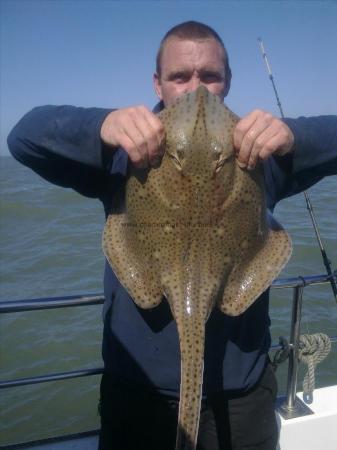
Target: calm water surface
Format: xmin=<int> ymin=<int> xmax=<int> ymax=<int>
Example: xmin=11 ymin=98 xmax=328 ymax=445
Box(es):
xmin=0 ymin=156 xmax=336 ymax=445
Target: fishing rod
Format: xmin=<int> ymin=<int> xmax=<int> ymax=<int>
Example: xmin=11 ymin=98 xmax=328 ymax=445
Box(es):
xmin=257 ymin=37 xmax=337 ymax=303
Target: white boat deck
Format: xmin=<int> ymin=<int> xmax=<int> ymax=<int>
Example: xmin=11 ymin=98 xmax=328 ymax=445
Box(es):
xmin=278 ymin=385 xmax=337 ymax=450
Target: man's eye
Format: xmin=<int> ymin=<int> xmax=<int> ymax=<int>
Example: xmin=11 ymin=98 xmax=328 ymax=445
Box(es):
xmin=202 ymin=73 xmax=222 ymax=83
xmin=168 ymin=72 xmax=189 ymax=83
xmin=171 ymin=74 xmax=189 ymax=83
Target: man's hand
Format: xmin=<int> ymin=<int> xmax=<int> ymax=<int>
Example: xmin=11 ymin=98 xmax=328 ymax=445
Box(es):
xmin=234 ymin=110 xmax=294 ymax=170
xmin=100 ymin=106 xmax=165 ymax=168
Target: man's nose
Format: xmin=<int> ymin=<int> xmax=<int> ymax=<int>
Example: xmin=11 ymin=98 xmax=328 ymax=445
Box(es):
xmin=185 ymin=75 xmax=201 ymax=93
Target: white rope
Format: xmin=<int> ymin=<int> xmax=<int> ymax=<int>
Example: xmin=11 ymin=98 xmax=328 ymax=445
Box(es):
xmin=298 ymin=333 xmax=331 ymax=404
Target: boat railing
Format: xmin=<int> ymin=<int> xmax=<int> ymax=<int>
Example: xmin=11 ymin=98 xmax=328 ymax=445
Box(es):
xmin=1 ymin=271 xmax=336 ymax=420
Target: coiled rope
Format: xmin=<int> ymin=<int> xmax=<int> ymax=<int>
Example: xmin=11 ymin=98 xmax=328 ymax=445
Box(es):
xmin=299 ymin=333 xmax=331 ymax=404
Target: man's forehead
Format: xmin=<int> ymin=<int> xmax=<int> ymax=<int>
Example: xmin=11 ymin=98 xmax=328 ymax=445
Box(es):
xmin=160 ymin=37 xmax=226 ymax=70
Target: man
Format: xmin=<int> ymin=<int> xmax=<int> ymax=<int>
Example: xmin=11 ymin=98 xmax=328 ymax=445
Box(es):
xmin=8 ymin=21 xmax=337 ymax=450
xmin=101 ymin=24 xmax=293 ymax=172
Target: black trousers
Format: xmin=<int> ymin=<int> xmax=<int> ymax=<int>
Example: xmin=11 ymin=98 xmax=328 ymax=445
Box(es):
xmin=98 ymin=364 xmax=278 ymax=450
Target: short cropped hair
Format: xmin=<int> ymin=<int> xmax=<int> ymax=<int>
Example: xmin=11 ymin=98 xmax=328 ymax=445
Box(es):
xmin=156 ymin=21 xmax=232 ymax=88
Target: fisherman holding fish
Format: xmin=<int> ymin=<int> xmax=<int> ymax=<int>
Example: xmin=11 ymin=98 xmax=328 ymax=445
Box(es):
xmin=8 ymin=21 xmax=337 ymax=450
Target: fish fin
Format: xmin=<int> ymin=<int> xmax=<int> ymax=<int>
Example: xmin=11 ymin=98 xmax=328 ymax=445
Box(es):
xmin=102 ymin=214 xmax=163 ymax=309
xmin=218 ymin=212 xmax=292 ymax=316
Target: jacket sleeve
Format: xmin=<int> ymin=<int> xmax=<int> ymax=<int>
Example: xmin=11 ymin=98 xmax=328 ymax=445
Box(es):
xmin=264 ymin=115 xmax=337 ymax=208
xmin=7 ymin=105 xmax=125 ymax=198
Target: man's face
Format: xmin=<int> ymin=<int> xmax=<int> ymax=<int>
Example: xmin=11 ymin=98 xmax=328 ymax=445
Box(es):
xmin=154 ymin=37 xmax=228 ymax=107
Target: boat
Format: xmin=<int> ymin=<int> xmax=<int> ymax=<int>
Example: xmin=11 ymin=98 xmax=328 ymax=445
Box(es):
xmin=0 ymin=271 xmax=336 ymax=450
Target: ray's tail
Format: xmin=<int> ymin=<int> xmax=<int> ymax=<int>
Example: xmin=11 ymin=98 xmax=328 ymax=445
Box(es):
xmin=175 ymin=316 xmax=205 ymax=450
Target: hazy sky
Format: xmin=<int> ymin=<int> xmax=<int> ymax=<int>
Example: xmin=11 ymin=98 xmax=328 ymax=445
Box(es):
xmin=1 ymin=0 xmax=337 ymax=155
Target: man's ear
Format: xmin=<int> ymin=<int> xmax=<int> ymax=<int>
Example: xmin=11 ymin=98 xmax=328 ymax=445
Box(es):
xmin=153 ymin=72 xmax=163 ymax=100
xmin=223 ymin=67 xmax=232 ymax=98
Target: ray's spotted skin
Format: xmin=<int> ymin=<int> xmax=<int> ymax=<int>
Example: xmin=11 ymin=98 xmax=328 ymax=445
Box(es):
xmin=102 ymin=86 xmax=292 ymax=450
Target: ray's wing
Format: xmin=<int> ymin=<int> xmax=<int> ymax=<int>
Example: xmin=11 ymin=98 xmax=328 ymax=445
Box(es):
xmin=218 ymin=211 xmax=292 ymax=316
xmin=194 ymin=91 xmax=293 ymax=317
xmin=102 ymin=210 xmax=163 ymax=309
xmin=102 ymin=94 xmax=199 ymax=310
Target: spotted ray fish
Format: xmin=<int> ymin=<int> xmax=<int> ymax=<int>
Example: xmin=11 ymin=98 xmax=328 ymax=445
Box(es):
xmin=102 ymin=86 xmax=292 ymax=450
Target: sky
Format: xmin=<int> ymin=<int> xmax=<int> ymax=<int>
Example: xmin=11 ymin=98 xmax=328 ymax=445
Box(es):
xmin=1 ymin=0 xmax=337 ymax=156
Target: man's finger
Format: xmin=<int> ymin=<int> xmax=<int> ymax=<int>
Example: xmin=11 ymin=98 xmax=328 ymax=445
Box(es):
xmin=247 ymin=127 xmax=279 ymax=169
xmin=118 ymin=118 xmax=150 ymax=166
xmin=250 ymin=120 xmax=294 ymax=164
xmin=259 ymin=131 xmax=294 ymax=161
xmin=235 ymin=112 xmax=273 ymax=167
xmin=140 ymin=110 xmax=166 ymax=166
xmin=122 ymin=108 xmax=162 ymax=167
xmin=117 ymin=129 xmax=149 ymax=168
xmin=142 ymin=108 xmax=165 ymax=149
xmin=233 ymin=110 xmax=263 ymax=150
